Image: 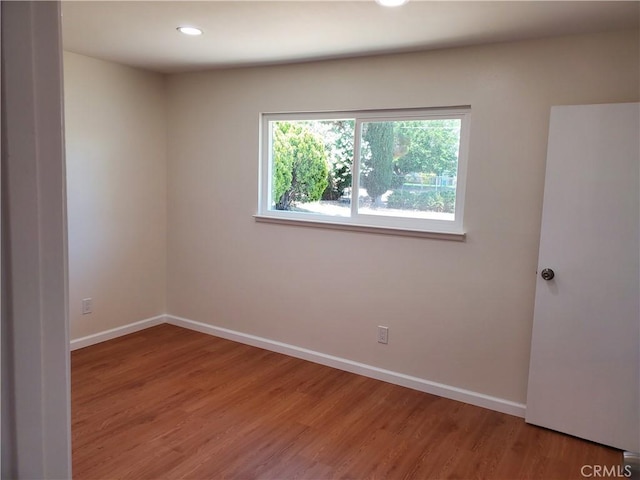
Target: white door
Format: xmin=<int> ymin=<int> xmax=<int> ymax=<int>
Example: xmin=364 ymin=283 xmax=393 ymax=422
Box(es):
xmin=526 ymin=103 xmax=640 ymax=452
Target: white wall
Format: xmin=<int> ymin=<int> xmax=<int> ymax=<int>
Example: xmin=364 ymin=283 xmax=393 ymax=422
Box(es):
xmin=64 ymin=52 xmax=167 ymax=339
xmin=166 ymin=30 xmax=639 ymax=405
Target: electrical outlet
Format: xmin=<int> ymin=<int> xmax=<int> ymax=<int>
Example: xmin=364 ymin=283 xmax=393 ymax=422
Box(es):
xmin=378 ymin=326 xmax=389 ymax=344
xmin=82 ymin=298 xmax=92 ymax=315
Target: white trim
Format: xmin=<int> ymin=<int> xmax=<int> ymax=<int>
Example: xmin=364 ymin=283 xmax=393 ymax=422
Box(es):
xmin=69 ymin=314 xmax=526 ymax=417
xmin=254 ymin=215 xmax=466 ymax=241
xmin=2 ymin=3 xmax=70 ymax=477
xmin=262 ymin=106 xmax=471 ymax=121
xmin=165 ymin=315 xmax=526 ymax=418
xmin=70 ymin=315 xmax=166 ymax=351
xmin=259 ymin=107 xmax=471 ymax=237
xmin=352 ymin=117 xmax=362 ymax=219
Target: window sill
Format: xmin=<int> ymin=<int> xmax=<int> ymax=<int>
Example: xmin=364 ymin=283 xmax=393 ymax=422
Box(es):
xmin=253 ymin=215 xmax=466 ymax=241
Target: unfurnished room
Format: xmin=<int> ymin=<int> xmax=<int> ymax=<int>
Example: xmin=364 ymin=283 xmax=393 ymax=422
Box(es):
xmin=1 ymin=1 xmax=639 ymax=479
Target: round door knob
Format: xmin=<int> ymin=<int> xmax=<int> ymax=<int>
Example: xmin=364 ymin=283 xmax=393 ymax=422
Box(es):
xmin=541 ymin=268 xmax=555 ymax=281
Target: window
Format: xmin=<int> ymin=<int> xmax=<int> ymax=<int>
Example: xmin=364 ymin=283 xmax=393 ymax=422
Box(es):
xmin=257 ymin=107 xmax=470 ymax=238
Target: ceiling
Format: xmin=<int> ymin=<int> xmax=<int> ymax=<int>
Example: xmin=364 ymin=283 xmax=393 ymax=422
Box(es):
xmin=61 ymin=1 xmax=640 ymax=73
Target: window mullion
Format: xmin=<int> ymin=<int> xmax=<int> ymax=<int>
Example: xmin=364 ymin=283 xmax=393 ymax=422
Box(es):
xmin=351 ymin=118 xmax=362 ymax=218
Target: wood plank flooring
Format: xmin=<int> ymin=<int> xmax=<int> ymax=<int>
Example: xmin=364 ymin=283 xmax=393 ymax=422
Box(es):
xmin=72 ymin=324 xmax=621 ymax=479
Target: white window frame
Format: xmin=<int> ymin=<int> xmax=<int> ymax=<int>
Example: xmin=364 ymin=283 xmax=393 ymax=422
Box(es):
xmin=256 ymin=106 xmax=471 ymax=240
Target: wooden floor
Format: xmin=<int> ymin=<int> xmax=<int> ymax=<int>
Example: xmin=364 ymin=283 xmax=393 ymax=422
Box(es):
xmin=72 ymin=324 xmax=620 ymax=479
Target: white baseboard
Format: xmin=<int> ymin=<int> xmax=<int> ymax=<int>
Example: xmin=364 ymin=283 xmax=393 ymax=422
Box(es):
xmin=70 ymin=315 xmax=166 ymax=351
xmin=165 ymin=314 xmax=526 ymax=418
xmin=70 ymin=314 xmax=526 ymax=417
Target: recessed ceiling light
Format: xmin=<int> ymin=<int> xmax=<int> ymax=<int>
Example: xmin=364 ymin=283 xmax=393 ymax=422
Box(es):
xmin=375 ymin=0 xmax=408 ymax=6
xmin=177 ymin=26 xmax=203 ymax=36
